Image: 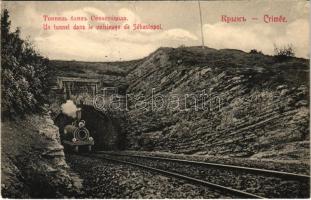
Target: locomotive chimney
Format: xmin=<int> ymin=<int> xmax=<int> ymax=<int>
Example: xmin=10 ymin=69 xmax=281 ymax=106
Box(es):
xmin=76 ymin=108 xmax=82 ymax=121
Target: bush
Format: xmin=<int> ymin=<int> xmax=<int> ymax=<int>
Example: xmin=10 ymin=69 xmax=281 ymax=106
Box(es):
xmin=274 ymin=44 xmax=295 ymax=61
xmin=249 ymin=49 xmax=263 ymax=54
xmin=1 ymin=9 xmax=50 ymax=117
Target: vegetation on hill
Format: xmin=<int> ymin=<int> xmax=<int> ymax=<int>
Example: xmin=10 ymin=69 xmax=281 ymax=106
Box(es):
xmin=48 ymin=59 xmax=139 ymax=78
xmin=1 ymin=9 xmax=50 ymax=117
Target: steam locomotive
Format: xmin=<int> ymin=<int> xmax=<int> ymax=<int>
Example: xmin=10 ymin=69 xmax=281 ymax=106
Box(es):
xmin=62 ymin=109 xmax=94 ymax=153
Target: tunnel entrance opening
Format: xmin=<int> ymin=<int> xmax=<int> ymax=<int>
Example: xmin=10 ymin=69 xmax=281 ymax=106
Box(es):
xmin=54 ymin=105 xmax=125 ymax=151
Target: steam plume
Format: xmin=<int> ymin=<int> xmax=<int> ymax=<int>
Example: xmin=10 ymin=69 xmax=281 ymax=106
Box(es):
xmin=61 ymin=100 xmax=78 ymax=118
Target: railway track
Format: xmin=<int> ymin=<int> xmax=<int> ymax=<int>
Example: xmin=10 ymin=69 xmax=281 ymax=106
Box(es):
xmin=90 ymin=151 xmax=310 ymax=198
xmin=82 ymin=153 xmax=264 ymax=198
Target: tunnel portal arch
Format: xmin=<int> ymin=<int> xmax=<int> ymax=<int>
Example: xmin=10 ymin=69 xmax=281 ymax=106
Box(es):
xmin=54 ymin=105 xmax=125 ymax=150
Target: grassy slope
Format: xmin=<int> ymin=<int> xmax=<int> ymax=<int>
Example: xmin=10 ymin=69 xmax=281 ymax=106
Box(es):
xmin=48 ymin=59 xmax=139 ymax=78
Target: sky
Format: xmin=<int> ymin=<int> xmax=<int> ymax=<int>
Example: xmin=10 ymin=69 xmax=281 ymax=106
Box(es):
xmin=2 ymin=0 xmax=310 ymax=61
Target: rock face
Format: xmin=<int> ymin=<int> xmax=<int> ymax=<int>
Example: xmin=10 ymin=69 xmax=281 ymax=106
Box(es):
xmin=1 ymin=114 xmax=81 ymax=198
xmin=125 ymin=47 xmax=309 ymax=160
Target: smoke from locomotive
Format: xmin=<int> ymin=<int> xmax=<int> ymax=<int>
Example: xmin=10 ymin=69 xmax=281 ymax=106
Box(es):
xmin=61 ymin=100 xmax=78 ymax=118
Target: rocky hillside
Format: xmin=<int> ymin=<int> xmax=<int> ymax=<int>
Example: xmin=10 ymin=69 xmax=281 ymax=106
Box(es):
xmin=1 ymin=112 xmax=82 ymax=198
xmin=125 ymin=46 xmax=309 ymax=160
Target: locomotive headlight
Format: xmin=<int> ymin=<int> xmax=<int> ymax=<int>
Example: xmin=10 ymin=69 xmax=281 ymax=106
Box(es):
xmin=78 ymin=120 xmax=86 ymax=128
xmin=89 ymin=137 xmax=93 ymax=141
xmin=72 ymin=138 xmax=77 ymax=143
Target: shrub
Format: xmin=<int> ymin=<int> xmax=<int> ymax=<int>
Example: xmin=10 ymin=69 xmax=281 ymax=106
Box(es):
xmin=273 ymin=44 xmax=295 ymax=61
xmin=1 ymin=9 xmax=50 ymax=117
xmin=249 ymin=49 xmax=263 ymax=54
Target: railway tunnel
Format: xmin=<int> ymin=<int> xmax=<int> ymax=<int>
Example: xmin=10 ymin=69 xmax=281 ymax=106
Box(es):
xmin=54 ymin=105 xmax=126 ymax=150
xmin=52 ymin=76 xmax=127 ymax=151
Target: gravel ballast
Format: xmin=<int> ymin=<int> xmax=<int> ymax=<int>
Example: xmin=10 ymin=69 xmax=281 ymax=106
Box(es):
xmin=66 ymin=154 xmax=238 ymax=198
xmin=100 ymin=154 xmax=309 ymax=198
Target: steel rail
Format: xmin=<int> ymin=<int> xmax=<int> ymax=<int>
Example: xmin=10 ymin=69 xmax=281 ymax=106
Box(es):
xmin=96 ymin=151 xmax=310 ymax=181
xmin=84 ymin=153 xmax=265 ymax=199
